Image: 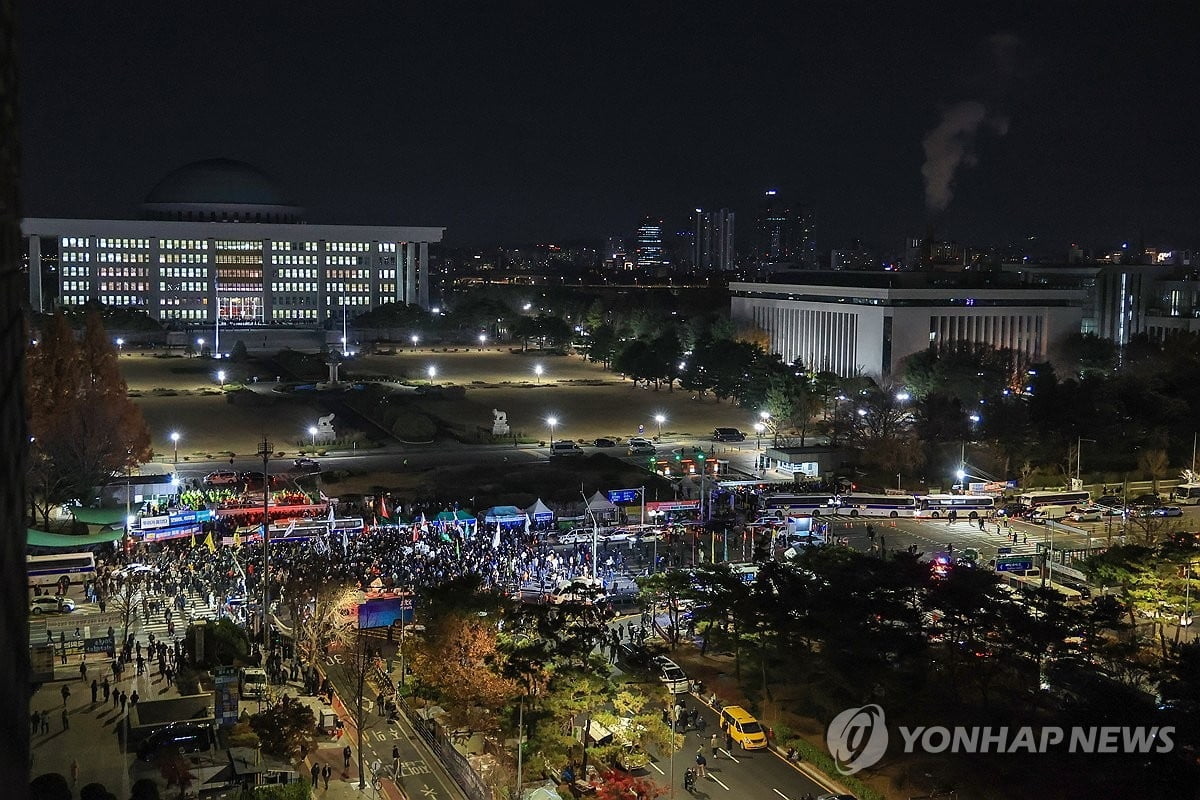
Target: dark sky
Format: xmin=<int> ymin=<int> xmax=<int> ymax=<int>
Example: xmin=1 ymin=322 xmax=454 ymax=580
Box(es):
xmin=18 ymin=2 xmax=1200 ymax=252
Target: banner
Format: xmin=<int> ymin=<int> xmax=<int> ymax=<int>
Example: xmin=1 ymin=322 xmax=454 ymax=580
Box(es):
xmin=646 ymin=500 xmax=700 ymax=513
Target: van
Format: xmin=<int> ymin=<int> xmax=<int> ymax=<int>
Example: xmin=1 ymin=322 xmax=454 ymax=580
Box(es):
xmin=1031 ymin=504 xmax=1075 ymax=522
xmin=712 ymin=427 xmax=746 ymax=442
xmin=136 ymin=722 xmax=214 ymax=761
xmin=239 ymin=667 xmax=268 ymax=699
xmin=719 ymin=705 xmax=768 ymax=750
xmin=550 ymin=441 xmax=585 ymax=457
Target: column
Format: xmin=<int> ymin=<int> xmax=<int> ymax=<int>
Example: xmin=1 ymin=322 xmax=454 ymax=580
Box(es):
xmin=418 ymin=241 xmax=430 ymax=309
xmin=27 ymin=234 xmax=42 ymax=311
xmin=404 ymin=242 xmax=417 ymax=306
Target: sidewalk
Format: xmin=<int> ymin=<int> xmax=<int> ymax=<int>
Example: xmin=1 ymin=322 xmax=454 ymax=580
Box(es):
xmin=294 ymin=694 xmax=406 ymax=800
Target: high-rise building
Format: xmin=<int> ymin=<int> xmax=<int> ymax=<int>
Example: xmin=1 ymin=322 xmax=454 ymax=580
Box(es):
xmin=754 ymin=189 xmax=814 ymax=267
xmin=634 ymin=216 xmax=666 ymax=268
xmin=693 ymin=208 xmax=736 ymax=271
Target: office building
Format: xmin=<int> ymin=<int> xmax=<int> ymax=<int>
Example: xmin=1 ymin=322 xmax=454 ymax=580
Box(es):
xmin=634 ymin=216 xmax=666 ymax=268
xmin=693 ymin=208 xmax=736 ymax=271
xmin=753 ymin=189 xmax=814 ymax=268
xmin=731 ymin=272 xmax=1085 ymax=376
xmin=22 ymin=159 xmax=445 ymax=322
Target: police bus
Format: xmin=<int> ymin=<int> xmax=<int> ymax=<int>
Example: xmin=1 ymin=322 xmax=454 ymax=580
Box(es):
xmin=916 ymin=494 xmax=996 ymax=519
xmin=27 ymin=552 xmax=96 ymax=594
xmin=1017 ymin=490 xmax=1090 ymax=509
xmin=761 ymin=493 xmax=838 ymax=517
xmin=835 ymin=493 xmax=918 ymax=518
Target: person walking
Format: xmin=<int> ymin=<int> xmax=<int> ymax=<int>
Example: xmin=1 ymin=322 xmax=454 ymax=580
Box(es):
xmin=310 ymin=762 xmax=320 ymax=788
xmin=70 ymin=758 xmax=79 ymax=788
xmin=119 ymin=691 xmax=128 ymax=715
xmin=322 ymin=764 xmax=332 ymax=789
xmin=60 ymin=684 xmax=71 ymax=707
xmin=90 ymin=679 xmax=98 ymax=704
xmin=102 ymin=677 xmax=110 ymax=703
xmin=61 ymin=708 xmax=70 ymax=731
xmin=79 ymin=661 xmax=88 ymax=682
xmin=392 ymin=744 xmax=400 ymax=776
xmin=343 ymin=744 xmax=352 ymax=770
xmin=130 ymin=689 xmax=140 ymax=710
xmin=710 ymin=732 xmax=720 ymax=758
xmin=724 ymin=727 xmax=733 ymax=753
xmin=40 ymin=710 xmax=49 ymax=734
xmin=695 ymin=748 xmax=707 ymax=778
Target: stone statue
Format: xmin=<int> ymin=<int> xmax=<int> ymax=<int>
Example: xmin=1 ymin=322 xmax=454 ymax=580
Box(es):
xmin=317 ymin=413 xmax=336 ymax=440
xmin=492 ymin=409 xmax=510 ymax=436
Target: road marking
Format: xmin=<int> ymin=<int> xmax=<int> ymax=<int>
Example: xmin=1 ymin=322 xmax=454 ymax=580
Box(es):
xmin=709 ymin=774 xmax=731 ymax=791
xmin=773 ymin=790 xmax=792 ymax=800
xmin=649 ymin=762 xmax=665 ymax=775
xmin=719 ymin=748 xmax=739 ymax=763
xmin=420 ymin=787 xmax=437 ymax=799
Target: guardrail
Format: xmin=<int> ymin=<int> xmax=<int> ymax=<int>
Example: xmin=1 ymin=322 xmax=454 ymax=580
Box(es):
xmin=395 ymin=694 xmax=491 ymax=800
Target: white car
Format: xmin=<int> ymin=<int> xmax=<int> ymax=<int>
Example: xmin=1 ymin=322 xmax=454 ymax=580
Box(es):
xmin=628 ymin=439 xmax=656 ymax=455
xmin=1069 ymin=508 xmax=1103 ymax=522
xmin=601 ymin=529 xmax=635 ymax=543
xmin=30 ymin=596 xmax=75 ymax=614
xmin=558 ymin=529 xmax=595 ymax=545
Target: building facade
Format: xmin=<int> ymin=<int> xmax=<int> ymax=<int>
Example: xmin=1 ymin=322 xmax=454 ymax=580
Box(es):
xmin=634 ymin=216 xmax=666 ymax=268
xmin=693 ymin=208 xmax=736 ymax=271
xmin=731 ymin=274 xmax=1086 ymax=376
xmin=753 ymin=189 xmax=814 ymax=268
xmin=22 ymin=160 xmax=444 ymax=323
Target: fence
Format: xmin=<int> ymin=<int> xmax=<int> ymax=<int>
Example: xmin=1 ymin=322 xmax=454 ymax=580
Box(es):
xmin=394 ymin=693 xmax=492 ymax=800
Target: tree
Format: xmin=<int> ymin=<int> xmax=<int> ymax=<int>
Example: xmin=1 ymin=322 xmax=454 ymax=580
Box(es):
xmin=26 ymin=312 xmax=152 ymax=514
xmin=250 ymin=699 xmax=319 ymax=763
xmin=637 ymin=572 xmax=693 ymax=650
xmin=106 ymin=572 xmax=146 ymax=645
xmin=185 ymin=617 xmax=250 ymax=668
xmin=593 ymin=769 xmax=666 ymax=800
xmin=409 ymin=615 xmax=520 ymax=729
xmin=230 ymin=339 xmax=249 ymax=362
xmin=130 ymin=778 xmax=162 ymax=800
xmin=1138 ymin=448 xmax=1170 ymax=494
xmin=588 ymin=324 xmax=618 ymax=367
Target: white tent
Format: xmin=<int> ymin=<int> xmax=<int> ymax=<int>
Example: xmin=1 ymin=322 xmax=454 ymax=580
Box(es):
xmin=586 ymin=491 xmax=618 ymax=518
xmin=526 ymin=498 xmax=555 ymax=521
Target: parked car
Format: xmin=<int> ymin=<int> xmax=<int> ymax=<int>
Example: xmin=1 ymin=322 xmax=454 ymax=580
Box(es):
xmin=652 ymin=656 xmax=691 ymax=694
xmin=711 ymin=427 xmax=746 ymax=442
xmin=550 ymin=441 xmax=585 ymax=457
xmin=1130 ymin=493 xmax=1162 ymax=507
xmin=1096 ymin=494 xmax=1125 ymax=508
xmin=615 ymin=642 xmax=652 ymax=669
xmin=30 ymin=596 xmax=75 ymax=614
xmin=136 ymin=723 xmax=214 ymax=762
xmin=593 ymin=437 xmax=617 ymax=448
xmin=1151 ymin=505 xmax=1183 ymax=517
xmin=628 ymin=438 xmax=656 ymax=455
xmin=203 ymin=470 xmax=238 ymax=486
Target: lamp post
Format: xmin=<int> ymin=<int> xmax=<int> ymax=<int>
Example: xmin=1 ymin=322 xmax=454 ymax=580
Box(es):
xmin=217 ymin=370 xmax=226 ymax=387
xmin=428 ymin=365 xmax=437 ymax=386
xmin=479 ymin=333 xmax=487 ymax=350
xmin=308 ymin=426 xmax=318 ymax=447
xmin=654 ymin=414 xmax=665 ymax=440
xmin=170 ymin=431 xmax=180 ymax=464
xmin=754 ymin=422 xmax=764 ymax=449
xmin=411 ymin=334 xmax=419 ymax=350
xmin=547 ymin=416 xmax=557 ymax=447
xmin=196 ymin=337 xmax=204 ymax=356
xmin=1075 ymin=437 xmax=1097 ymax=487
xmin=534 ymin=364 xmax=543 ymax=384
xmin=116 ymin=337 xmax=124 ymax=353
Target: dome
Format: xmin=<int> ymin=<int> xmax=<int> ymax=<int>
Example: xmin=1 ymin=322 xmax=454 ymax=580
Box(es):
xmin=142 ymin=159 xmax=303 ymax=223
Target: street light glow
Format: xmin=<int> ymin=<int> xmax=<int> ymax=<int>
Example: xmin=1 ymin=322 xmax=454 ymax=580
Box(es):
xmin=895 ymin=391 xmax=910 ymax=401
xmin=759 ymin=410 xmax=770 ymax=420
xmin=217 ymin=370 xmax=226 ymax=386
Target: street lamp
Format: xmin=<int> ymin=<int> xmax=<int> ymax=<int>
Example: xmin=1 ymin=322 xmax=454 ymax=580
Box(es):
xmin=411 ymin=334 xmax=419 ymax=349
xmin=428 ymin=365 xmax=437 ymax=385
xmin=895 ymin=391 xmax=910 ymax=402
xmin=479 ymin=333 xmax=487 ymax=350
xmin=654 ymin=413 xmax=666 ymax=439
xmin=754 ymin=422 xmax=765 ymax=449
xmin=308 ymin=426 xmax=318 ymax=446
xmin=534 ymin=364 xmax=543 ymax=384
xmin=115 ymin=337 xmax=124 ymax=353
xmin=547 ymin=416 xmax=558 ymax=447
xmin=196 ymin=337 xmax=204 ymax=355
xmin=170 ymin=431 xmax=180 ymax=464
xmin=217 ymin=370 xmax=226 ymax=387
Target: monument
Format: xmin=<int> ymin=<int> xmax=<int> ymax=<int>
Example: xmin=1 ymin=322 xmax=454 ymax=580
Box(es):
xmin=492 ymin=409 xmax=510 ymax=436
xmin=316 ymin=413 xmax=337 ymax=442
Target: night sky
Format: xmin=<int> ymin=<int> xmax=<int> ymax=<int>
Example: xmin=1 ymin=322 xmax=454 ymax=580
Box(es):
xmin=18 ymin=3 xmax=1200 ymax=252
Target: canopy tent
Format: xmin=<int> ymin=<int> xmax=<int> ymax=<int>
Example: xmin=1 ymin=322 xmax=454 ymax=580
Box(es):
xmin=435 ymin=509 xmax=475 ymax=522
xmin=484 ymin=505 xmax=527 ymax=524
xmin=70 ymin=507 xmax=129 ymax=527
xmin=27 ymin=528 xmax=124 ymax=548
xmin=525 ymin=498 xmax=555 ymax=521
xmin=586 ymin=491 xmax=617 ymax=514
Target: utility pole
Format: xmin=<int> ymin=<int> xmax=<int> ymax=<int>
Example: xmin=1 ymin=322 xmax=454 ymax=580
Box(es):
xmin=257 ymin=435 xmax=273 ymax=656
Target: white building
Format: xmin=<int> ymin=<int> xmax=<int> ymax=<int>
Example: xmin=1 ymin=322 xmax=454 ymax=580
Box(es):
xmin=730 ymin=273 xmax=1086 ymax=377
xmin=22 ymin=159 xmax=445 ymax=323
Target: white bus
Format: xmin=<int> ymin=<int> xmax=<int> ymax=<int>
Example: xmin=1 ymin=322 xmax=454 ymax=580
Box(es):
xmin=1170 ymin=483 xmax=1200 ymax=505
xmin=916 ymin=494 xmax=996 ymax=519
xmin=836 ymin=493 xmax=917 ymax=518
xmin=1017 ymin=490 xmax=1090 ymax=509
xmin=27 ymin=552 xmax=96 ymax=594
xmin=762 ymin=493 xmax=837 ymax=517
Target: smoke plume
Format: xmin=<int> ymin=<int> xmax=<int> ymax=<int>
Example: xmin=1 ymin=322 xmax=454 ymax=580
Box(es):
xmin=921 ymin=101 xmax=1008 ymax=213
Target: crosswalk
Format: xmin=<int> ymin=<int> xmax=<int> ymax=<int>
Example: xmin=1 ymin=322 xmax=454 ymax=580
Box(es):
xmin=133 ymin=594 xmax=223 ymax=640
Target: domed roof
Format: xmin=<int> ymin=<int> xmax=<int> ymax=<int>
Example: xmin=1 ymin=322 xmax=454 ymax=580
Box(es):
xmin=145 ymin=159 xmax=292 ymax=206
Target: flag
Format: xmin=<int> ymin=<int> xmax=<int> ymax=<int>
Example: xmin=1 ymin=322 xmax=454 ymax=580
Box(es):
xmin=190 ymin=531 xmax=196 ymax=548
xmin=328 ymin=503 xmax=336 ymax=523
xmin=524 ymin=513 xmax=531 ymax=535
xmin=491 ymin=523 xmax=501 ymax=549
xmin=341 ymin=522 xmax=349 ymax=552
xmin=203 ymin=532 xmax=216 ymax=553
xmin=233 ymin=531 xmax=241 ymax=548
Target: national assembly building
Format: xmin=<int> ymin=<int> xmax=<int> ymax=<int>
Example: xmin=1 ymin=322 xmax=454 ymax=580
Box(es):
xmin=21 ymin=159 xmax=445 ymax=323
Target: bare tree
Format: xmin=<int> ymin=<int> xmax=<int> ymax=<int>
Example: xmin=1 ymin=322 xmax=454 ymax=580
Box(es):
xmin=1138 ymin=449 xmax=1170 ymax=495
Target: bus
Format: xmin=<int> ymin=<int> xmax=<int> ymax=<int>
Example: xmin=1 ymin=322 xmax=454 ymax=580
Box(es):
xmin=1170 ymin=483 xmax=1200 ymax=505
xmin=1017 ymin=490 xmax=1090 ymax=509
xmin=27 ymin=552 xmax=96 ymax=595
xmin=836 ymin=493 xmax=918 ymax=518
xmin=761 ymin=493 xmax=837 ymax=517
xmin=916 ymin=494 xmax=996 ymax=519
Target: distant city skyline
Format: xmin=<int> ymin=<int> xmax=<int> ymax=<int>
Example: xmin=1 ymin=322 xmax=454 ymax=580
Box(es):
xmin=18 ymin=3 xmax=1200 ymax=252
